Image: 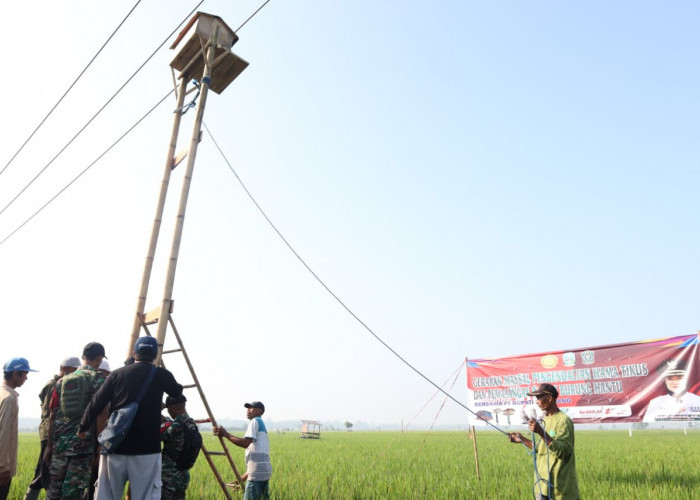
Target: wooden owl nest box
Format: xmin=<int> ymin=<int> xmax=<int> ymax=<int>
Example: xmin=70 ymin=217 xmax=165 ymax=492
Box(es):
xmin=170 ymin=12 xmax=249 ymax=94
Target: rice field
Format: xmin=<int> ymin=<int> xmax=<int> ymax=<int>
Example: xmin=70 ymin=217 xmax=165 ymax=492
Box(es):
xmin=10 ymin=428 xmax=700 ymax=498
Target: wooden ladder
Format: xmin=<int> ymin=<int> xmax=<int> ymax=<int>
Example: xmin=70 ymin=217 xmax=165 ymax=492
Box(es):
xmin=123 ymin=13 xmax=250 ymax=499
xmin=139 ymin=307 xmax=243 ymax=499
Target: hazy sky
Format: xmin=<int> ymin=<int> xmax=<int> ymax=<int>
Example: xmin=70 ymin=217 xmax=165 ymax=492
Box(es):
xmin=1 ymin=1 xmax=699 ymax=428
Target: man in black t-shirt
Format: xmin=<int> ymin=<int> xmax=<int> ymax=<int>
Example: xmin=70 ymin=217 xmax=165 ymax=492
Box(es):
xmin=79 ymin=337 xmax=182 ymax=500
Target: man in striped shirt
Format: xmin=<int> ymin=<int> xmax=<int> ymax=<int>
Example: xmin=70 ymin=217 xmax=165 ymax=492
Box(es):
xmin=214 ymin=401 xmax=272 ymax=500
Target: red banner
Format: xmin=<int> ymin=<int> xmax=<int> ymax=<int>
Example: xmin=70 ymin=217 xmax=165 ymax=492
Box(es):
xmin=465 ymin=334 xmax=700 ymax=424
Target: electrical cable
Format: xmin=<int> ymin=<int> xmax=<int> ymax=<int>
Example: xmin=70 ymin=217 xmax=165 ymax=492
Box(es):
xmin=0 ymin=0 xmax=205 ymax=219
xmin=0 ymin=0 xmax=144 ymax=178
xmin=234 ymin=0 xmax=272 ymax=33
xmin=514 ymin=417 xmax=554 ymax=500
xmin=533 ymin=435 xmax=553 ymax=499
xmin=0 ymin=90 xmax=173 ymax=248
xmin=415 ymin=363 xmax=464 ymax=454
xmin=0 ymin=0 xmax=270 ymax=246
xmin=530 ymin=431 xmax=542 ymax=499
xmin=407 ymin=362 xmax=465 ymax=429
xmin=203 ymin=122 xmax=509 ymax=436
xmin=426 ymin=363 xmax=464 ymax=433
xmin=364 ymin=361 xmax=465 ymax=471
xmin=175 ymin=78 xmax=209 ymax=115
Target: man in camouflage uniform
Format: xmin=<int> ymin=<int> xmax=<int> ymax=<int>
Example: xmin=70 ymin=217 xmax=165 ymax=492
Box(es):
xmin=46 ymin=343 xmax=108 ymax=500
xmin=160 ymin=395 xmax=195 ymax=500
xmin=23 ymin=357 xmax=81 ymax=500
xmin=83 ymin=359 xmax=111 ymax=500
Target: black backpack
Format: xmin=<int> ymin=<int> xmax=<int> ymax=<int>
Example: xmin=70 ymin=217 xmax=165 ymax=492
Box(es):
xmin=175 ymin=421 xmax=202 ymax=471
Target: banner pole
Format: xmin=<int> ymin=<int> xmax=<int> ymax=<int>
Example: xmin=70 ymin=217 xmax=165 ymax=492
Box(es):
xmin=470 ymin=424 xmax=481 ymax=481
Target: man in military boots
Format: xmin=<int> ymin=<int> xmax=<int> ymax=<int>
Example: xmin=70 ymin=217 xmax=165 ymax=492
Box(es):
xmin=46 ymin=343 xmax=108 ymax=500
xmin=23 ymin=356 xmax=80 ymax=500
xmin=160 ymin=395 xmax=196 ymax=499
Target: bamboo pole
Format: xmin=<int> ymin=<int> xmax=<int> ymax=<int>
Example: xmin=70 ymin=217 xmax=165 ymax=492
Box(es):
xmin=127 ymin=77 xmax=188 ymax=359
xmin=471 ymin=425 xmax=481 ymax=481
xmin=154 ymin=24 xmax=220 ymax=365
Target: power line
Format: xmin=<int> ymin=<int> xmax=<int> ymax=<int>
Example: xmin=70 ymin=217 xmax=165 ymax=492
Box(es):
xmin=203 ymin=123 xmax=509 ymax=435
xmin=0 ymin=0 xmax=144 ymax=178
xmin=0 ymin=0 xmax=272 ymax=247
xmin=235 ymin=0 xmax=272 ymax=33
xmin=0 ymin=0 xmax=205 ymax=219
xmin=409 ymin=362 xmax=465 ymax=428
xmin=0 ymin=90 xmax=173 ymax=248
xmin=365 ymin=363 xmax=464 ymax=470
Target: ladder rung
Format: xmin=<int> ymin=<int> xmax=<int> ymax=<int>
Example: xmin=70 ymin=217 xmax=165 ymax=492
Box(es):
xmin=141 ymin=307 xmax=162 ymax=325
xmin=162 ymin=348 xmax=182 ymax=354
xmin=183 ymin=384 xmax=198 ymax=389
xmin=171 ymin=147 xmax=189 ymax=170
xmin=207 ymin=451 xmax=226 ymax=456
xmin=141 ymin=301 xmax=174 ymax=325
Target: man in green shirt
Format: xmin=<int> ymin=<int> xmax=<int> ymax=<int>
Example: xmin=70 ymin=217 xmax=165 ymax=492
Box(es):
xmin=509 ymin=383 xmax=580 ymax=500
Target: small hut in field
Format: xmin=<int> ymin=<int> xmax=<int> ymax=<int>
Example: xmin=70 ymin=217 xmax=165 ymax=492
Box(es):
xmin=300 ymin=420 xmax=322 ymax=439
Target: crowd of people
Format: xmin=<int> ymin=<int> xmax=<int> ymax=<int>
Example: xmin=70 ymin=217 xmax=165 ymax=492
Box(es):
xmin=0 ymin=338 xmax=272 ymax=500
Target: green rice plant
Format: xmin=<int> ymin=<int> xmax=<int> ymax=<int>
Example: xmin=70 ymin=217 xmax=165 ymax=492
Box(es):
xmin=11 ymin=428 xmax=700 ymax=498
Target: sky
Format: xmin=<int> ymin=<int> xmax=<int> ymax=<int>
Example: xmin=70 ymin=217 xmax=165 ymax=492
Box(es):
xmin=1 ymin=1 xmax=699 ymax=429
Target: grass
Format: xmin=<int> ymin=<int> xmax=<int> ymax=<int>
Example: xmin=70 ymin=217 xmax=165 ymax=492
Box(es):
xmin=10 ymin=429 xmax=700 ymax=498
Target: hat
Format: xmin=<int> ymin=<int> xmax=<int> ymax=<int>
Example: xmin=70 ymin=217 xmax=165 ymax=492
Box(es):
xmin=244 ymin=401 xmax=265 ymax=413
xmin=99 ymin=359 xmax=111 ymax=372
xmin=3 ymin=357 xmax=37 ymax=373
xmin=83 ymin=342 xmax=107 ymax=359
xmin=165 ymin=394 xmax=187 ymax=407
xmin=134 ymin=337 xmax=159 ymax=359
xmin=60 ymin=357 xmax=81 ymax=369
xmin=659 ymin=359 xmax=687 ymax=377
xmin=527 ymin=383 xmax=559 ymax=399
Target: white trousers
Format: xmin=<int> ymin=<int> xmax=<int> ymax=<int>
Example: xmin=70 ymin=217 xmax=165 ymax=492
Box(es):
xmin=95 ymin=453 xmax=162 ymax=500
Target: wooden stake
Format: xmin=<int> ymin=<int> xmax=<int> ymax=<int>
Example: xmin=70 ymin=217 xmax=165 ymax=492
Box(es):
xmin=471 ymin=425 xmax=481 ymax=481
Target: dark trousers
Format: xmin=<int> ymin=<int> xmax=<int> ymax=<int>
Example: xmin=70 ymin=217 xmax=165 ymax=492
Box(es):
xmin=82 ymin=462 xmax=98 ymax=500
xmin=28 ymin=439 xmax=50 ymax=491
xmin=244 ymin=480 xmax=270 ymax=500
xmin=0 ymin=481 xmax=11 ymax=500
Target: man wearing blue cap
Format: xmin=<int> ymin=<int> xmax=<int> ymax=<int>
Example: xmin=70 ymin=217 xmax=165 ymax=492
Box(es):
xmin=79 ymin=337 xmax=183 ymax=500
xmin=1 ymin=357 xmax=36 ymax=500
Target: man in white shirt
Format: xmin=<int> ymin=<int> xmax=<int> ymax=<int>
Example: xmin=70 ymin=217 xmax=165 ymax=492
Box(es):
xmin=213 ymin=401 xmax=272 ymax=500
xmin=1 ymin=357 xmax=36 ymax=500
